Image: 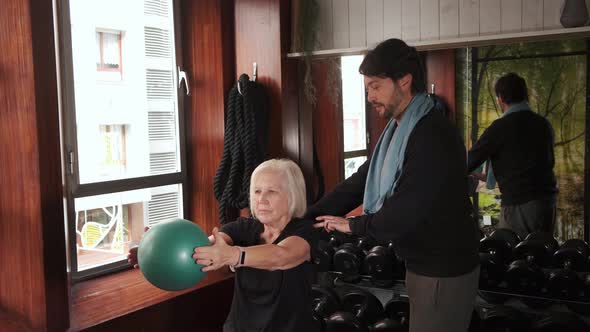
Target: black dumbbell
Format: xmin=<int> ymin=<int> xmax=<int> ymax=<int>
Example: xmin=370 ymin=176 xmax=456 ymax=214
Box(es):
xmin=369 ymin=318 xmax=405 ymax=332
xmin=546 ymin=268 xmax=583 ymax=301
xmin=383 ymin=297 xmax=409 ymax=329
xmin=325 ymin=311 xmax=369 ymax=332
xmin=363 ymin=241 xmax=403 ymax=287
xmin=504 ymin=259 xmax=546 ymax=296
xmin=327 ymin=231 xmax=354 ymax=248
xmin=314 ymin=231 xmax=355 ymax=272
xmin=333 ymin=236 xmax=377 ymax=282
xmin=340 ymin=287 xmax=384 ymax=326
xmin=314 ymin=240 xmax=337 ymax=272
xmin=504 ymin=233 xmax=558 ymax=306
xmin=310 ymin=285 xmax=341 ymax=328
xmin=480 ymin=228 xmax=521 ymax=262
xmin=513 ymin=232 xmax=559 ymax=267
xmin=553 ymin=239 xmax=590 ymax=272
xmin=545 ymin=239 xmax=588 ymax=300
xmin=478 ymin=305 xmax=530 ymax=332
xmin=314 ymin=240 xmax=336 ymax=272
xmin=531 ymin=311 xmax=589 ymax=332
xmin=478 ymin=228 xmax=520 ymax=295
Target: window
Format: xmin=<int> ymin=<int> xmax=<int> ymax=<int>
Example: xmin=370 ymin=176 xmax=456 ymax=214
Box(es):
xmin=341 ymin=55 xmax=369 ymax=179
xmin=98 ymin=124 xmax=127 ymax=176
xmin=96 ymin=31 xmax=122 ymax=72
xmin=457 ymin=39 xmax=588 ymax=241
xmin=59 ymin=0 xmax=186 ymax=280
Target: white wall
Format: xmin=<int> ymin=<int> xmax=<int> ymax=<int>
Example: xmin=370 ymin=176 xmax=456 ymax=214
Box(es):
xmin=306 ymin=0 xmax=586 ymax=51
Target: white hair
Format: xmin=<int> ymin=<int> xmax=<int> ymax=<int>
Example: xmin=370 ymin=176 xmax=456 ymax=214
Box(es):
xmin=249 ymin=158 xmax=307 ymax=219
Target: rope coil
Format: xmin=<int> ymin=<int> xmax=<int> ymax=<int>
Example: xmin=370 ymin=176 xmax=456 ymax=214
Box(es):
xmin=214 ymin=74 xmax=269 ymax=224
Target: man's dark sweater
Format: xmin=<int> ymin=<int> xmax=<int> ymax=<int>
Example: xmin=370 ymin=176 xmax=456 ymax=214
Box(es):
xmin=306 ymin=110 xmax=480 ymax=278
xmin=467 ymin=110 xmax=557 ymax=206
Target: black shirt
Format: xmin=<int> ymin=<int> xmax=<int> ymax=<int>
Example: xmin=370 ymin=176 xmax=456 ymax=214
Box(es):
xmin=467 ymin=110 xmax=557 ymax=206
xmin=220 ymin=217 xmax=320 ymax=332
xmin=306 ymin=110 xmax=480 ymax=278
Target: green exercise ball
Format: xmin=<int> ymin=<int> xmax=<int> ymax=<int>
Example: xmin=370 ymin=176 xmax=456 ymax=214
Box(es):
xmin=138 ymin=218 xmax=209 ymax=291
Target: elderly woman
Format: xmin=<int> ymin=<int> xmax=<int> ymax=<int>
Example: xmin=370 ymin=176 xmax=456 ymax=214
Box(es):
xmin=194 ymin=158 xmax=319 ymax=332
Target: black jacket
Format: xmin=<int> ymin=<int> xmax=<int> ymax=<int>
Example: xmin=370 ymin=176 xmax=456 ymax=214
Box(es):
xmin=306 ymin=110 xmax=480 ymax=277
xmin=467 ymin=111 xmax=557 ymax=206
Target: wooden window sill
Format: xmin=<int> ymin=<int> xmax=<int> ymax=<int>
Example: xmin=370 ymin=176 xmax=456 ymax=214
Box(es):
xmin=68 ymin=268 xmax=234 ymax=331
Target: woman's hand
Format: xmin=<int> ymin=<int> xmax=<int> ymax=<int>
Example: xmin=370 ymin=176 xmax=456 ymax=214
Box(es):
xmin=193 ymin=227 xmax=240 ymax=272
xmin=313 ymin=215 xmax=352 ymax=234
xmin=127 ymin=226 xmax=150 ymax=269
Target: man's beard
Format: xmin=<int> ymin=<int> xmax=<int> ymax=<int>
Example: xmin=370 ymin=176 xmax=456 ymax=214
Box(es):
xmin=372 ymin=103 xmax=394 ymax=119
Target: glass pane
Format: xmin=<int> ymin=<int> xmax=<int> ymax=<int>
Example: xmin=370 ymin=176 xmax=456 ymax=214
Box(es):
xmin=344 ymin=156 xmax=367 ymax=179
xmin=341 ymin=55 xmax=367 ymax=152
xmin=457 ymin=40 xmax=587 ymax=240
xmin=68 ymin=0 xmax=181 ymax=184
xmin=75 ymin=183 xmax=183 ymax=271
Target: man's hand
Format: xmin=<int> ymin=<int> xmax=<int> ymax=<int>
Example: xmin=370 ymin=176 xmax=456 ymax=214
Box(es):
xmin=313 ymin=215 xmax=352 ymax=234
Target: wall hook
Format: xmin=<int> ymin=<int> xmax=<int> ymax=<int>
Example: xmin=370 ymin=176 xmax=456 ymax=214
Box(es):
xmin=253 ymin=62 xmax=257 ymax=82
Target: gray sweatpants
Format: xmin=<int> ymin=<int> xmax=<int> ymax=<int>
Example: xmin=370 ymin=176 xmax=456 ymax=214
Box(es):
xmin=499 ymin=195 xmax=556 ymax=240
xmin=405 ymin=266 xmax=480 ymax=332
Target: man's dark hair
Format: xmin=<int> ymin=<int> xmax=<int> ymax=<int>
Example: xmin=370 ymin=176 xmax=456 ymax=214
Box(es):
xmin=494 ymin=73 xmax=529 ymax=104
xmin=359 ymin=38 xmax=425 ymax=94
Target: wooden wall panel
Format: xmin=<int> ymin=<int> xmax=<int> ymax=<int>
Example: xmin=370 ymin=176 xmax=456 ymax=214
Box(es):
xmin=349 ymin=0 xmax=367 ymax=47
xmin=312 ymin=60 xmax=343 ymax=193
xmin=543 ymin=0 xmax=563 ymax=29
xmin=425 ymin=49 xmax=456 ymax=120
xmin=480 ymin=0 xmax=501 ymax=35
xmin=367 ymin=0 xmax=384 ymax=46
xmin=234 ymin=0 xmax=302 ymax=171
xmin=522 ymin=0 xmax=544 ymax=31
xmin=421 ymin=0 xmax=440 ymax=41
xmin=384 ymin=0 xmax=402 ymax=40
xmin=184 ymin=0 xmax=235 ymax=233
xmin=459 ymin=0 xmax=480 ymax=36
xmin=307 ymin=0 xmax=590 ymax=53
xmin=402 ymin=0 xmax=420 ymax=41
xmin=333 ymin=0 xmax=350 ymax=48
xmin=317 ymin=0 xmax=334 ymax=50
xmin=236 ymin=0 xmax=284 ymax=160
xmin=501 ymin=0 xmax=522 ymax=33
xmin=0 ymin=2 xmax=44 ymax=328
xmin=440 ymin=0 xmax=460 ymax=38
xmin=0 ymin=0 xmax=68 ymax=331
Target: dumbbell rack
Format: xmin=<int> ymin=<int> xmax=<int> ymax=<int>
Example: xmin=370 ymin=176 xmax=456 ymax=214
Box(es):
xmin=315 ymin=270 xmax=590 ymax=327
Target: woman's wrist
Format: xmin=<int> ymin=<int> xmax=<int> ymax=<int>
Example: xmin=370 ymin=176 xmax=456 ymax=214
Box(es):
xmin=229 ymin=246 xmax=241 ymax=266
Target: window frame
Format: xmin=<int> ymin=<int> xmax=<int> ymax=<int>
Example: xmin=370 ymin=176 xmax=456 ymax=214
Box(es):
xmin=56 ymin=0 xmax=189 ymax=282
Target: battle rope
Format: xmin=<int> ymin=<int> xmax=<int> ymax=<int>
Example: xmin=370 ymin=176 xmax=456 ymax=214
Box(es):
xmin=213 ymin=74 xmax=269 ymax=224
